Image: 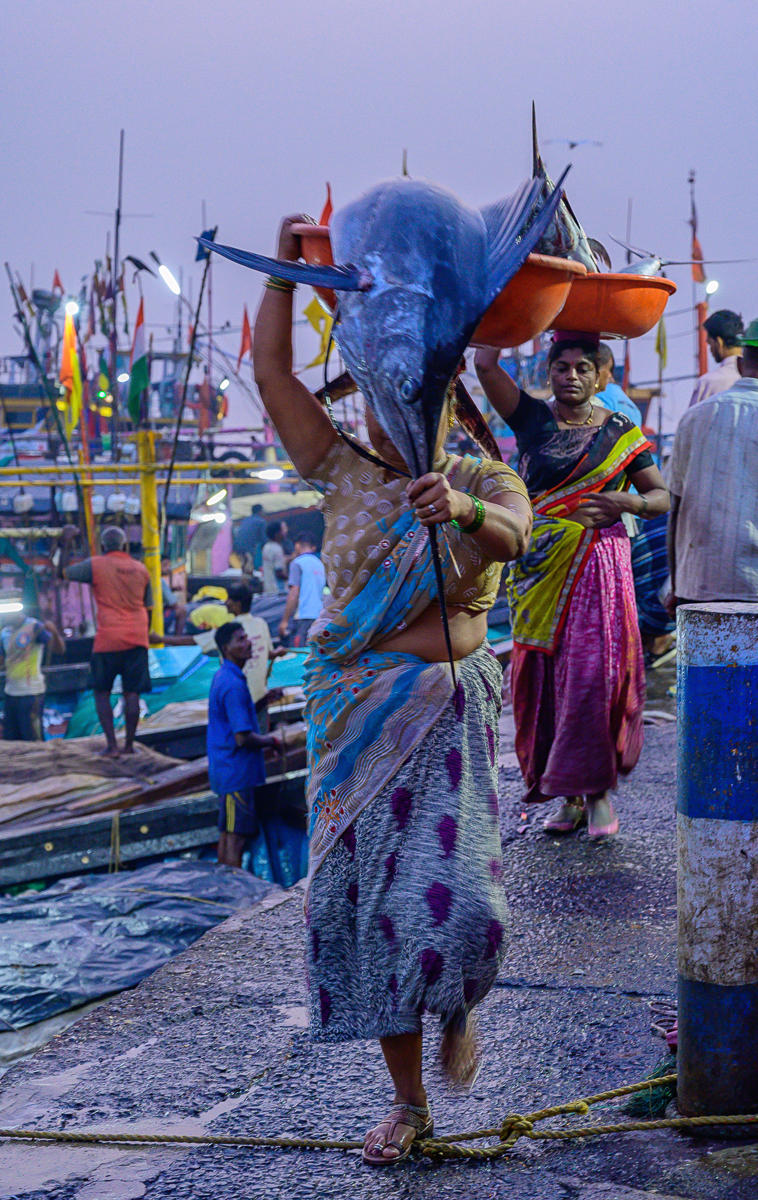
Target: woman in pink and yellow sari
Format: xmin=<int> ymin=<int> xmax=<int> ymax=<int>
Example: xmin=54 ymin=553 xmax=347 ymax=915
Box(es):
xmin=475 ymin=335 xmax=669 ymax=838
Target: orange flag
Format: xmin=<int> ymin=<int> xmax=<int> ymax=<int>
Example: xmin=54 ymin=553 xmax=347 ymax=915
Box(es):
xmin=52 ymin=269 xmax=64 ymax=293
xmin=691 ymin=233 xmax=706 ymax=283
xmin=319 ymin=183 xmax=333 ymax=226
xmin=690 ymin=191 xmax=706 ymax=283
xmin=237 ymin=305 xmax=252 ymax=370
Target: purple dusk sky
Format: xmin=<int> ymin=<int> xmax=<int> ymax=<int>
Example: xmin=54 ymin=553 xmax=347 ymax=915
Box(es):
xmin=2 ymin=0 xmax=755 ymax=430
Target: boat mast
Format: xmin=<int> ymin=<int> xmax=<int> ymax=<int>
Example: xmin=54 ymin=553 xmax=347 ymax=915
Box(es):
xmin=110 ymin=130 xmax=125 ymax=460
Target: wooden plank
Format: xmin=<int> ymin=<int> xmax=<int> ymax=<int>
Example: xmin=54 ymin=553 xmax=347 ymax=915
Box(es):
xmin=0 ymin=769 xmax=307 ymax=888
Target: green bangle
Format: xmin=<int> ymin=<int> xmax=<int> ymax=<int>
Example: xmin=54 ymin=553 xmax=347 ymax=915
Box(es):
xmin=639 ymin=494 xmax=649 ymax=518
xmin=265 ymin=275 xmax=296 ymax=292
xmin=451 ymin=494 xmax=485 ymax=534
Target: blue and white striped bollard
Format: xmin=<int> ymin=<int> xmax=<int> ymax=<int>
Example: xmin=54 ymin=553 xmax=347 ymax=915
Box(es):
xmin=677 ymin=602 xmax=758 ymax=1116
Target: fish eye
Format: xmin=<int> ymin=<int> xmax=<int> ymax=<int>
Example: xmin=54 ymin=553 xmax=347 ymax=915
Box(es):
xmin=400 ymin=379 xmax=415 ymax=400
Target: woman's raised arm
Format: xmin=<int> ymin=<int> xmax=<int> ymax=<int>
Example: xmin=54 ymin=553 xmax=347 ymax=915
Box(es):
xmin=253 ymin=216 xmax=337 ymax=479
xmin=473 ymin=346 xmax=521 ymax=422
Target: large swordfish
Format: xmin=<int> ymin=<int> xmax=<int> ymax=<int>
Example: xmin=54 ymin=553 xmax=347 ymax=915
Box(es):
xmin=199 ymin=173 xmax=567 ymax=674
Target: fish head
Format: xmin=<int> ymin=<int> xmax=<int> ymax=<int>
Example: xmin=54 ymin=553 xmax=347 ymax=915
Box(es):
xmin=617 ymin=256 xmax=664 ymax=276
xmin=330 ymin=180 xmax=489 ymax=475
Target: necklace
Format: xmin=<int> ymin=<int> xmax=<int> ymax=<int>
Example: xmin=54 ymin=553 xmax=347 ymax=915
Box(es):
xmin=555 ymin=401 xmax=595 ymax=427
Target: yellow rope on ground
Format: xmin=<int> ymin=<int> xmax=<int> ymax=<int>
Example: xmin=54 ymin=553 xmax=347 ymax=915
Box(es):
xmin=1 ymin=1073 xmax=757 ymax=1160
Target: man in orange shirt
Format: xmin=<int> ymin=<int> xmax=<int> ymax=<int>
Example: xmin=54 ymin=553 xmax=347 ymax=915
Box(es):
xmin=61 ymin=525 xmax=152 ymax=757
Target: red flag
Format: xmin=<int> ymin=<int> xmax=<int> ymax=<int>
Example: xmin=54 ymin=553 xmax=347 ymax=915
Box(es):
xmin=52 ymin=269 xmax=64 ymax=293
xmin=319 ymin=182 xmax=333 ymax=226
xmin=622 ymin=341 xmax=631 ymax=391
xmin=237 ymin=305 xmax=252 ymax=370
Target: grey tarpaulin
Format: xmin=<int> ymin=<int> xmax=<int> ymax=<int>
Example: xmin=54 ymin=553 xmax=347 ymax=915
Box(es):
xmin=0 ymin=860 xmax=272 ymax=1029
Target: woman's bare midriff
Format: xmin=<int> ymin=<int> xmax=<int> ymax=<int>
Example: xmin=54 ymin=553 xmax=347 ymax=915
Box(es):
xmin=374 ymin=607 xmax=489 ymax=663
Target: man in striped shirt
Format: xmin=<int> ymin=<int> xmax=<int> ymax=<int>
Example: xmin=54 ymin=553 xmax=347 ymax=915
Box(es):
xmin=667 ymin=320 xmax=758 ymax=609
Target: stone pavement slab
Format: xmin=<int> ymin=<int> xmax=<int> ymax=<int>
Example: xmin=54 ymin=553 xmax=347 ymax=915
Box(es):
xmin=0 ymin=724 xmax=757 ymax=1200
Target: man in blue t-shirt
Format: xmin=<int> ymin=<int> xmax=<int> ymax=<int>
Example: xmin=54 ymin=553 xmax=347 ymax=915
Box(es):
xmin=278 ymin=533 xmax=326 ymax=647
xmin=208 ymin=621 xmax=282 ymax=867
xmin=595 ymin=344 xmax=643 ymax=425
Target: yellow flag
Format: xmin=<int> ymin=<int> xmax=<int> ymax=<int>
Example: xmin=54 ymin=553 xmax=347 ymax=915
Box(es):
xmin=303 ymin=296 xmax=333 ymax=368
xmin=59 ymin=311 xmax=82 ymax=438
xmin=654 ymin=317 xmax=667 ymax=370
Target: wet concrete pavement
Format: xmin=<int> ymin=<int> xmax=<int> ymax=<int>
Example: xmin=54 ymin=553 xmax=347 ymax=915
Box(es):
xmin=0 ymin=683 xmax=756 ymax=1199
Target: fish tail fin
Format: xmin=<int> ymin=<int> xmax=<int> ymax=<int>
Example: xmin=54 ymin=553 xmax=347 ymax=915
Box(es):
xmin=453 ymin=380 xmax=502 ymax=461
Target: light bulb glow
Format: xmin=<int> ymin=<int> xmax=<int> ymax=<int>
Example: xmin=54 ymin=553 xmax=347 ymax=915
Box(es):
xmin=158 ymin=264 xmax=181 ymax=295
xmin=705 ymin=279 xmax=719 ymax=295
xmin=117 ymin=372 xmax=130 ymax=383
xmin=65 ymin=300 xmax=79 ymax=317
xmin=206 ymin=488 xmax=227 ymax=506
xmin=258 ymin=467 xmax=284 ymax=481
xmin=0 ymin=599 xmax=23 ymax=615
xmin=219 ymin=378 xmax=230 ymax=392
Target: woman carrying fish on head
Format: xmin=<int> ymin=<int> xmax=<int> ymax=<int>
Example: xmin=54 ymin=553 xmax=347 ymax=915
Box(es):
xmin=254 ymin=216 xmax=534 ymax=1166
xmin=474 ymin=334 xmax=669 ymax=837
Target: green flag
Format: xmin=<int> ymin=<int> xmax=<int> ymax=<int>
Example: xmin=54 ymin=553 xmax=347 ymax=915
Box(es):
xmin=127 ymin=297 xmax=148 ymax=424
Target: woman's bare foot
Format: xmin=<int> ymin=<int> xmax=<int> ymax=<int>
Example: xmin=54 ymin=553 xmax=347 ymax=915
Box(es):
xmin=102 ymin=744 xmax=120 ymax=759
xmin=440 ymin=1013 xmax=481 ymax=1089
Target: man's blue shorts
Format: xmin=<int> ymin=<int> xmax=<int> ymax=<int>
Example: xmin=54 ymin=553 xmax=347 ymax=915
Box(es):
xmin=217 ymin=788 xmax=259 ymax=836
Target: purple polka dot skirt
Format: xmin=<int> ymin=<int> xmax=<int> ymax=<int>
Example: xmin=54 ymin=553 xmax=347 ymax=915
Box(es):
xmin=305 ymin=644 xmax=508 ymax=1042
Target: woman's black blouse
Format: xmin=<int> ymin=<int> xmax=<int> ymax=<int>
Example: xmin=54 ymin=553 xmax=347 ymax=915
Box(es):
xmin=507 ymin=390 xmax=654 ymax=497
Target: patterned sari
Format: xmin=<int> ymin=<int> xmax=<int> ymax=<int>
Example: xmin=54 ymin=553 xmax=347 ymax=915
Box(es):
xmin=304 ymin=438 xmax=528 ymax=883
xmin=302 ymin=438 xmax=528 ymax=1041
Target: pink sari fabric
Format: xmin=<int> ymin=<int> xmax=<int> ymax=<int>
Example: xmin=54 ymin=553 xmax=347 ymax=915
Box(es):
xmin=511 ymin=524 xmax=645 ymax=800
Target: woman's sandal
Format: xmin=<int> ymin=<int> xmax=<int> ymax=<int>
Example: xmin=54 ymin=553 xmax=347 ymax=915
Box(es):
xmin=543 ymin=798 xmax=587 ymax=834
xmin=362 ymin=1102 xmax=434 ymax=1166
xmin=587 ymin=797 xmax=619 ymax=839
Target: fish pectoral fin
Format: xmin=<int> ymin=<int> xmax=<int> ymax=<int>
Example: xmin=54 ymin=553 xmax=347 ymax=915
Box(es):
xmin=479 ymin=168 xmax=569 ymax=305
xmin=587 ymin=237 xmax=613 ymax=271
xmin=196 ymin=238 xmax=368 ymax=291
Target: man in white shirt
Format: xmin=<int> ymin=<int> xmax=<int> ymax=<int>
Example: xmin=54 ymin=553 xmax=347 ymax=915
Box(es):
xmin=279 ymin=533 xmax=326 ymax=646
xmin=154 ymin=581 xmax=283 ymax=713
xmin=688 ymin=310 xmax=744 ymax=407
xmin=668 ymin=319 xmax=758 ymax=608
xmin=261 ymin=520 xmax=288 ymax=594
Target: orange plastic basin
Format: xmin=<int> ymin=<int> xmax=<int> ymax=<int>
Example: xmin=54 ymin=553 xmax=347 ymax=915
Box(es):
xmin=292 ymin=225 xmax=588 ymax=347
xmin=471 ymin=255 xmax=586 ymax=348
xmin=551 ymin=273 xmax=677 ymax=339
